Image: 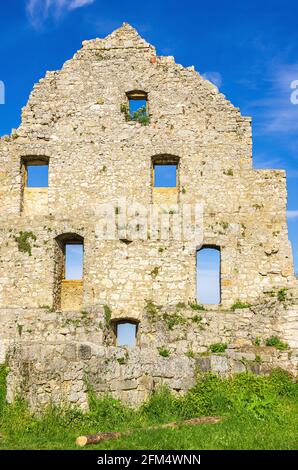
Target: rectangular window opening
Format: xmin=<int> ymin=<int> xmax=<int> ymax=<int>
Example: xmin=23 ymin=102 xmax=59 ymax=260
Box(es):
xmin=154 ymin=164 xmax=177 ymax=188
xmin=26 ymin=163 xmax=48 ymax=188
xmin=196 ymin=247 xmax=221 ymax=304
xmin=126 ymin=91 xmax=148 ymax=123
xmin=116 ymin=322 xmax=137 ymax=347
xmin=65 ymin=243 xmax=84 ymax=280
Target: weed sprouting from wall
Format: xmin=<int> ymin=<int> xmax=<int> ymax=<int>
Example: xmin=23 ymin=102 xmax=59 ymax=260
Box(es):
xmin=14 ymin=231 xmax=37 ymax=256
xmin=231 ymin=300 xmax=252 ymax=311
xmin=266 ymin=336 xmax=289 ymax=351
xmin=104 ymin=305 xmax=112 ymax=326
xmin=209 ymin=343 xmax=228 ymax=353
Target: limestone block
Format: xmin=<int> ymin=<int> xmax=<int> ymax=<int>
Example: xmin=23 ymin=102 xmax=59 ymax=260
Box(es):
xmin=210 ymin=355 xmax=229 ymax=374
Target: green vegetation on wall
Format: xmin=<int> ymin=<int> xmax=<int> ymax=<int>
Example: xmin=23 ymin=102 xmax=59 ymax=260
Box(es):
xmin=14 ymin=231 xmax=37 ymax=256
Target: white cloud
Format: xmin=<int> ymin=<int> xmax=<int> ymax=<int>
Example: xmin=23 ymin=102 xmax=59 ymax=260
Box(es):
xmin=202 ymin=72 xmax=222 ymax=89
xmin=287 ymin=210 xmax=298 ymax=220
xmin=26 ymin=0 xmax=95 ymax=28
xmin=248 ymin=63 xmax=298 ymax=135
xmin=68 ymin=0 xmax=94 ymax=8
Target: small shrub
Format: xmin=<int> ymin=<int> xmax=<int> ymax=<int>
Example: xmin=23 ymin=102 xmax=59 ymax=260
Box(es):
xmin=185 ymin=350 xmax=195 ymax=358
xmin=150 ymin=266 xmax=159 ymax=278
xmin=220 ymin=221 xmax=229 ymax=230
xmin=252 ymin=337 xmax=261 ymax=347
xmin=231 ymin=300 xmax=252 ymax=311
xmin=181 ymin=373 xmax=227 ymax=418
xmin=144 ymin=299 xmax=162 ymax=321
xmin=130 ymin=105 xmax=150 ymax=125
xmin=265 ymin=336 xmax=289 ymax=351
xmin=121 ymin=103 xmax=150 ymax=125
xmin=176 ymin=302 xmax=186 ymax=309
xmin=158 ymin=347 xmax=170 ymax=358
xmin=117 ymin=357 xmax=127 ymax=365
xmin=181 ymin=371 xmax=288 ymax=420
xmin=188 ymin=301 xmax=205 ymax=311
xmin=40 ymin=305 xmax=55 ymax=313
xmin=209 ymin=343 xmax=228 ymax=353
xmin=80 ymin=310 xmax=89 ymax=317
xmin=140 ymin=385 xmax=179 ymax=424
xmin=87 ymin=388 xmax=132 ymax=429
xmin=267 ymin=368 xmax=297 ymax=398
xmin=120 ymin=103 xmax=129 ymax=114
xmin=163 ymin=312 xmax=186 ymax=330
xmin=104 ymin=305 xmax=112 ymax=325
xmin=192 ymin=315 xmax=202 ymax=323
xmin=277 ymin=288 xmax=287 ymax=302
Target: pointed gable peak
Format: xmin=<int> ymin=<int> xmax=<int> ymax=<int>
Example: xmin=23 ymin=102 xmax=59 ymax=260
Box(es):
xmin=104 ymin=22 xmax=154 ymax=50
xmin=82 ymin=22 xmax=155 ymax=52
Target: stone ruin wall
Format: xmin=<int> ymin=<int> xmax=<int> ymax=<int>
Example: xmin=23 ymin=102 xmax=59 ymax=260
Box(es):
xmin=0 ymin=24 xmax=297 ymax=408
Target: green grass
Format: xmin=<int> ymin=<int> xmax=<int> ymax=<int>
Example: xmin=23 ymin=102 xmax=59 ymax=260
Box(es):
xmin=0 ymin=365 xmax=297 ymax=450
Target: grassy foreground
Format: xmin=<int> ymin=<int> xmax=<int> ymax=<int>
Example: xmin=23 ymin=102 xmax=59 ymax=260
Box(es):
xmin=0 ymin=365 xmax=297 ymax=450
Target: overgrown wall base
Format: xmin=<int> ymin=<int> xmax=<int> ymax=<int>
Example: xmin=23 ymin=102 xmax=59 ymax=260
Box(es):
xmin=3 ymin=289 xmax=298 ymax=410
xmin=6 ymin=342 xmax=297 ymax=411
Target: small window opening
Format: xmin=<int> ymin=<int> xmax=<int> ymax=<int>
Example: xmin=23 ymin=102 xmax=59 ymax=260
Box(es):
xmin=154 ymin=164 xmax=177 ymax=188
xmin=196 ymin=246 xmax=221 ymax=304
xmin=126 ymin=91 xmax=149 ymax=124
xmin=115 ymin=321 xmax=138 ymax=347
xmin=65 ymin=243 xmax=84 ymax=280
xmin=25 ymin=161 xmax=49 ymax=188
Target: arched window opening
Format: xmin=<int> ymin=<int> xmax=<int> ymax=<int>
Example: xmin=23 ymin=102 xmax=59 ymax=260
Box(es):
xmin=54 ymin=233 xmax=84 ymax=311
xmin=196 ymin=246 xmax=221 ymax=305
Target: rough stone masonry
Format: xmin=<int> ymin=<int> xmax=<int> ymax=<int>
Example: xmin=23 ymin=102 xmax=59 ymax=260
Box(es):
xmin=0 ymin=23 xmax=297 ymax=410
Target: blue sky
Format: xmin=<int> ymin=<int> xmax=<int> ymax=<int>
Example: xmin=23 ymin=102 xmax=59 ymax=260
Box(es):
xmin=117 ymin=323 xmax=137 ymax=347
xmin=197 ymin=248 xmax=220 ymax=304
xmin=0 ymin=0 xmax=297 ymax=279
xmin=65 ymin=244 xmax=83 ymax=280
